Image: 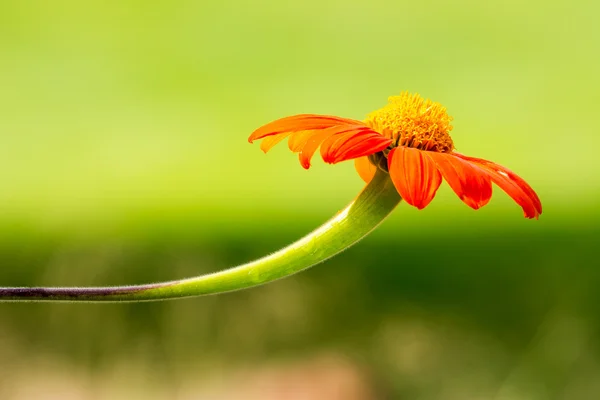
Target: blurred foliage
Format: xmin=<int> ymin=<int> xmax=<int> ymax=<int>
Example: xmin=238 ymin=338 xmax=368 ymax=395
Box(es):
xmin=0 ymin=0 xmax=599 ymax=398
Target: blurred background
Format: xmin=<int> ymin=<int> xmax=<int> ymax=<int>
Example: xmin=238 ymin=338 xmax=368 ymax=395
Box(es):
xmin=0 ymin=0 xmax=598 ymax=398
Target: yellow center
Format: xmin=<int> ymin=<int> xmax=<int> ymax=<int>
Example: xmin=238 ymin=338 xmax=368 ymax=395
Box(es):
xmin=364 ymin=92 xmax=454 ymax=153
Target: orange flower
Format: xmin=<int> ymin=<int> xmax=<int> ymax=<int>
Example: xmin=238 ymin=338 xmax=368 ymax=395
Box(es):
xmin=249 ymin=92 xmax=542 ymax=219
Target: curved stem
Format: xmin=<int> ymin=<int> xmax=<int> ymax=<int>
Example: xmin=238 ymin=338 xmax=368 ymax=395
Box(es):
xmin=0 ymin=170 xmax=401 ymax=302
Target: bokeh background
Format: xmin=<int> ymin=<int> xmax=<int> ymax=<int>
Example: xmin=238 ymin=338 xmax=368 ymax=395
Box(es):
xmin=1 ymin=0 xmax=598 ymax=398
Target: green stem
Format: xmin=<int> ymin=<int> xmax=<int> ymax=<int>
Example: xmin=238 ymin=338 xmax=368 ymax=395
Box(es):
xmin=0 ymin=170 xmax=401 ymax=302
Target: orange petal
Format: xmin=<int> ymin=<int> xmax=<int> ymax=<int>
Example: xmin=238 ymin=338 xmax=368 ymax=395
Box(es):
xmin=260 ymin=133 xmax=292 ymax=153
xmin=287 ymin=125 xmax=357 ymax=154
xmin=248 ymin=114 xmax=365 ymax=142
xmin=354 ymin=156 xmax=376 ymax=183
xmin=286 ymin=126 xmax=371 ymax=169
xmin=288 ymin=130 xmax=318 ymax=152
xmin=298 ymin=127 xmax=354 ymax=169
xmin=455 ymin=154 xmax=542 ymax=219
xmin=320 ymin=129 xmax=392 ymax=164
xmin=426 ymin=152 xmax=492 ymax=210
xmin=388 ymin=147 xmax=442 ymax=209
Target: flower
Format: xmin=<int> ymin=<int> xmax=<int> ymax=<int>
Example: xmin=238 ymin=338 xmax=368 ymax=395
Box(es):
xmin=248 ymin=92 xmax=542 ymax=219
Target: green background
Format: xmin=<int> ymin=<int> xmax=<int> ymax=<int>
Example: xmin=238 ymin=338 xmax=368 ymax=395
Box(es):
xmin=1 ymin=0 xmax=598 ymax=398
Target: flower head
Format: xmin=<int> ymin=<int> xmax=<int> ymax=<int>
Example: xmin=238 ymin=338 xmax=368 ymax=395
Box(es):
xmin=249 ymin=92 xmax=542 ymax=219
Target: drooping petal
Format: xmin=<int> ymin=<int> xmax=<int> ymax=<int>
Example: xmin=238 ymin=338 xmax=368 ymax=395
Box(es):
xmin=354 ymin=156 xmax=376 ymax=183
xmin=248 ymin=114 xmax=366 ymax=142
xmin=288 ymin=130 xmax=318 ymax=152
xmin=260 ymin=133 xmax=292 ymax=153
xmin=426 ymin=152 xmax=493 ymax=210
xmin=388 ymin=147 xmax=442 ymax=209
xmin=455 ymin=154 xmax=542 ymax=219
xmin=319 ymin=130 xmax=363 ymax=161
xmin=287 ymin=126 xmax=376 ymax=169
xmin=249 ymin=114 xmax=383 ymax=168
xmin=298 ymin=126 xmax=357 ymax=169
xmin=320 ymin=129 xmax=392 ymax=164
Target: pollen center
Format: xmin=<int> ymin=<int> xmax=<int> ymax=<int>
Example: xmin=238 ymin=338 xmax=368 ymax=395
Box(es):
xmin=364 ymin=92 xmax=454 ymax=153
